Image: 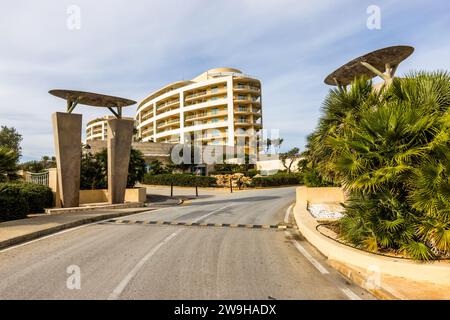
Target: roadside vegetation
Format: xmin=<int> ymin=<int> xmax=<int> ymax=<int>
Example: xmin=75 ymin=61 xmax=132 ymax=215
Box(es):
xmin=0 ymin=126 xmax=55 ymax=221
xmin=81 ymin=148 xmax=146 ymax=189
xmin=251 ymin=173 xmax=302 ymax=187
xmin=304 ymin=72 xmax=450 ymax=260
xmin=0 ymin=182 xmax=53 ymax=220
xmin=143 ymin=157 xmax=305 ymax=188
xmin=143 ymin=173 xmax=217 ymax=187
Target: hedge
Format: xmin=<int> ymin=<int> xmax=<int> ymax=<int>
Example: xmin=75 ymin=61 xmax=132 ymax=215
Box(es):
xmin=143 ymin=174 xmax=217 ymax=187
xmin=0 ymin=182 xmax=54 ymax=221
xmin=209 ymin=169 xmax=260 ymax=178
xmin=251 ymin=173 xmax=303 ymax=187
xmin=303 ymin=169 xmax=336 ymax=187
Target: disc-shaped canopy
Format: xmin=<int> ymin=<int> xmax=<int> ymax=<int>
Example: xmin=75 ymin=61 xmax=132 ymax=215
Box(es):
xmin=49 ymin=89 xmax=136 ymax=107
xmin=324 ymin=45 xmax=414 ymax=86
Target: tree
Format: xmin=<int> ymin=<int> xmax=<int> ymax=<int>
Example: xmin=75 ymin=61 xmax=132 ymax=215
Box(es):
xmin=20 ymin=161 xmax=45 ymax=173
xmin=0 ymin=146 xmax=19 ymax=182
xmin=80 ymin=148 xmax=146 ymax=190
xmin=264 ymin=138 xmax=272 ymax=154
xmin=279 ymin=147 xmax=301 ymax=173
xmin=147 ymin=159 xmax=171 ymax=175
xmin=127 ymin=149 xmax=146 ymax=187
xmin=305 ymin=72 xmax=450 ymax=260
xmin=0 ymin=126 xmax=23 ymax=157
xmin=80 ymin=151 xmax=107 ymax=190
xmin=19 ymin=155 xmax=56 ymax=173
xmin=272 ymin=138 xmax=284 ymax=154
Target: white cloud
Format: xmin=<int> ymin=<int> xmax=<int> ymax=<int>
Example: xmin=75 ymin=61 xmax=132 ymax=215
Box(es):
xmin=0 ymin=0 xmax=449 ymax=159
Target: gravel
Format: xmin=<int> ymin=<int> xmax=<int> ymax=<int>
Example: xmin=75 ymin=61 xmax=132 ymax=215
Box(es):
xmin=308 ymin=203 xmax=344 ymax=219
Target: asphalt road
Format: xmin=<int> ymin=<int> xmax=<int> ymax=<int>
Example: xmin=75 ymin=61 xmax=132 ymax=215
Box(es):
xmin=0 ymin=187 xmax=373 ymax=300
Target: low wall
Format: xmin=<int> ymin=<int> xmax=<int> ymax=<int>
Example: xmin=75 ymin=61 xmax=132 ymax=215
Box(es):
xmin=296 ymin=185 xmax=345 ymax=205
xmin=294 ymin=186 xmax=450 ymax=286
xmin=79 ymin=187 xmax=147 ymax=204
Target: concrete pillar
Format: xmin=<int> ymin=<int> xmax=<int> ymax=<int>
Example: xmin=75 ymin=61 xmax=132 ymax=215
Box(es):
xmin=47 ymin=167 xmax=61 ymax=208
xmin=107 ymin=118 xmax=134 ymax=204
xmin=52 ymin=112 xmax=82 ymax=208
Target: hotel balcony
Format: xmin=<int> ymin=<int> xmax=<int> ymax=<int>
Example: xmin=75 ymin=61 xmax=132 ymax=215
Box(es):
xmin=234 ymin=119 xmax=263 ymax=127
xmin=141 ymin=127 xmax=154 ymax=136
xmin=184 ymin=95 xmax=228 ymax=107
xmin=233 ymin=84 xmax=261 ymax=93
xmin=158 ymin=136 xmax=181 ymax=144
xmin=156 ymin=118 xmax=180 ymax=130
xmin=185 ymin=88 xmax=227 ymax=101
xmin=156 ymin=99 xmax=180 ymax=114
xmin=184 ymin=110 xmax=228 ymax=122
xmin=184 ymin=118 xmax=228 ymax=128
xmin=141 ymin=111 xmax=154 ymax=121
xmin=233 ymin=95 xmax=261 ymax=104
xmin=195 ymin=132 xmax=227 ymax=142
xmin=234 ymin=106 xmax=262 ymax=115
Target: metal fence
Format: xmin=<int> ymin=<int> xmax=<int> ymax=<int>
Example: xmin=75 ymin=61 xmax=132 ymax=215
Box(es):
xmin=25 ymin=171 xmax=49 ymax=187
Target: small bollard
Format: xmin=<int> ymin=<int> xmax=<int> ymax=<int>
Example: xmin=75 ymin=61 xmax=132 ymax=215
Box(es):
xmin=230 ymin=179 xmax=233 ymax=193
xmin=170 ymin=183 xmax=173 ymax=198
xmin=195 ymin=185 xmax=198 ymax=198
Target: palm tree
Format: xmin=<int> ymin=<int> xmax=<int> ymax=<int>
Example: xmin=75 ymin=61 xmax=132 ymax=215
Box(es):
xmin=306 ymin=72 xmax=450 ymax=260
xmin=0 ymin=146 xmax=19 ymax=181
xmin=272 ymin=138 xmax=284 ymax=154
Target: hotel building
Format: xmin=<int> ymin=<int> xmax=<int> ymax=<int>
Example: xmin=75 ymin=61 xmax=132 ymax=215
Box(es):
xmin=135 ymin=68 xmax=263 ymax=155
xmin=85 ymin=115 xmax=134 ymax=143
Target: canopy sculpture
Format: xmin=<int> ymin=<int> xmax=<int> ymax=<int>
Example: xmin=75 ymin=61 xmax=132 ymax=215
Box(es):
xmin=49 ymin=89 xmax=136 ymax=118
xmin=324 ymin=45 xmax=414 ymax=89
xmin=49 ymin=89 xmax=136 ymax=207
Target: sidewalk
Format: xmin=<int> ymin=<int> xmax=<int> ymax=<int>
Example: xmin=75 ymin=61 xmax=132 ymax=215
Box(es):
xmin=0 ymin=207 xmax=152 ymax=250
xmin=329 ymin=260 xmax=450 ymax=300
xmin=292 ymin=196 xmax=450 ymax=300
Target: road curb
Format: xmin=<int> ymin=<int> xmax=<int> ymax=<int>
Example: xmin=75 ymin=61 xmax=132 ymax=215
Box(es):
xmin=45 ymin=202 xmax=145 ymax=214
xmin=327 ymin=260 xmax=398 ymax=300
xmin=289 ymin=204 xmax=400 ymax=300
xmin=0 ymin=208 xmax=151 ymax=251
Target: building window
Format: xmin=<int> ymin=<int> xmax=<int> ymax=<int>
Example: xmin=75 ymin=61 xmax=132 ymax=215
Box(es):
xmin=211 ymin=86 xmax=218 ymax=93
xmin=211 ymin=118 xmax=219 ymax=123
xmin=211 ymin=108 xmax=218 ymax=115
xmin=238 ymin=95 xmax=246 ymax=100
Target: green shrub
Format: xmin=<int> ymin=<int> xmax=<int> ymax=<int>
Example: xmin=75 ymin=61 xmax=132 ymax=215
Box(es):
xmin=0 ymin=182 xmax=53 ymax=221
xmin=143 ymin=174 xmax=216 ymax=187
xmin=80 ymin=148 xmax=146 ymax=190
xmin=18 ymin=182 xmax=54 ymax=213
xmin=245 ymin=169 xmax=260 ymax=178
xmin=303 ymin=169 xmax=335 ymax=187
xmin=0 ymin=184 xmax=28 ymax=220
xmin=252 ymin=173 xmax=303 ymax=187
xmin=209 ymin=169 xmax=260 ymax=178
xmin=305 ymin=73 xmax=450 ymax=260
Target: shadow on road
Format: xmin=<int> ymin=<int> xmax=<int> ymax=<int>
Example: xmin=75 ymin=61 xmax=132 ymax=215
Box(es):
xmin=186 ymin=196 xmax=281 ymax=206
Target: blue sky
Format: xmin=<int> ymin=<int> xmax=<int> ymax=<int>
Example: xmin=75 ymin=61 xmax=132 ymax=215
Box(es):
xmin=1 ymin=0 xmax=450 ymax=161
